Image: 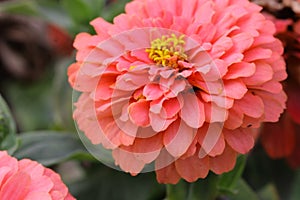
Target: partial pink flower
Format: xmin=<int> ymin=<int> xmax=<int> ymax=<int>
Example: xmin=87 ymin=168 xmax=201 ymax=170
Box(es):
xmin=254 ymin=2 xmax=300 ymax=168
xmin=69 ymin=0 xmax=287 ymax=184
xmin=0 ymin=151 xmax=75 ymax=200
xmin=261 ymin=83 xmax=300 ymax=168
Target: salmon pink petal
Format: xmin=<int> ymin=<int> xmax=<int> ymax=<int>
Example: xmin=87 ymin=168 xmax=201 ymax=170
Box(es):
xmin=90 ymin=17 xmax=112 ymax=37
xmin=44 ymin=169 xmax=71 ymax=199
xmin=180 ymin=136 xmax=199 ymax=159
xmin=211 ymin=36 xmax=233 ymax=58
xmin=112 ymin=149 xmax=145 ymax=175
xmin=129 ymin=133 xmax=163 ymax=163
xmin=250 ymin=81 xmax=283 ymax=94
xmin=143 ymin=83 xmax=164 ymax=100
xmin=73 ymin=32 xmax=92 ymax=49
xmin=0 ymin=151 xmax=18 ymax=176
xmin=256 ymin=90 xmax=287 ymax=122
xmin=224 ymin=128 xmax=255 ymax=154
xmin=18 ymin=159 xmax=44 ymax=178
xmin=103 ymin=120 xmax=136 ymax=147
xmin=194 ymin=1 xmax=215 ymax=23
xmin=115 ymin=118 xmax=139 ymax=139
xmin=24 ymin=192 xmax=52 ymax=200
xmin=71 ymin=67 xmax=99 ymax=92
xmin=175 ymin=155 xmax=209 ymax=182
xmin=161 ymin=98 xmax=181 ymax=119
xmin=180 ymin=93 xmax=205 ymax=128
xmin=115 ymin=72 xmax=149 ymax=91
xmin=29 ymin=176 xmax=53 ymax=194
xmin=222 ymin=79 xmax=248 ymax=99
xmin=224 ymin=62 xmax=256 ymax=79
xmin=67 ymin=63 xmax=80 ymax=87
xmin=235 ymin=92 xmax=264 ymax=118
xmin=0 ymin=167 xmax=10 ymax=185
xmin=231 ymin=33 xmax=254 ymax=53
xmin=156 ymin=163 xmax=180 ymax=184
xmin=201 ymin=93 xmax=234 ymax=109
xmin=243 ymin=47 xmax=272 ymax=62
xmin=82 ymin=47 xmax=111 ymax=64
xmin=94 ymin=75 xmax=116 ymax=100
xmin=224 ymin=105 xmax=244 ymax=129
xmin=204 ymin=102 xmax=228 ymax=123
xmin=210 ymin=146 xmax=237 ymax=174
xmin=129 ymin=100 xmax=150 ymax=127
xmin=198 ymin=128 xmax=226 ymax=157
xmin=163 ymin=120 xmax=196 ymax=157
xmin=167 ymin=79 xmax=187 ymax=98
xmin=149 ymin=111 xmax=177 ymax=132
xmin=0 ymin=172 xmax=31 ymax=200
xmin=155 ymin=150 xmax=180 ymax=184
xmin=197 ymin=123 xmax=225 ymax=157
xmin=243 ymin=62 xmax=273 ymax=85
xmin=191 ymin=79 xmax=223 ymax=95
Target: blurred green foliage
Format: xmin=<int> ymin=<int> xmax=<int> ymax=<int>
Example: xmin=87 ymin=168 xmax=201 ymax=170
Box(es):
xmin=0 ymin=0 xmax=131 ymax=34
xmin=0 ymin=95 xmax=18 ymax=154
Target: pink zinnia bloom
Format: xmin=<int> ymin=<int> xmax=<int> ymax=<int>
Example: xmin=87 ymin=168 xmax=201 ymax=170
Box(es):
xmin=69 ymin=0 xmax=287 ymax=184
xmin=0 ymin=151 xmax=75 ymax=200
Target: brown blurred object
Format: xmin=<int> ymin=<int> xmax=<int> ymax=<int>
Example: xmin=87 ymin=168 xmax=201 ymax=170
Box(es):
xmin=253 ymin=0 xmax=300 ymax=14
xmin=0 ymin=14 xmax=73 ymax=82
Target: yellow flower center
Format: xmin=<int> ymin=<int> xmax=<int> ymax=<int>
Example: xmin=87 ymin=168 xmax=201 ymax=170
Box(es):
xmin=146 ymin=34 xmax=188 ymax=69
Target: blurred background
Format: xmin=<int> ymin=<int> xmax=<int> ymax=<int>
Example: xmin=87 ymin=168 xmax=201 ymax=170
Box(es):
xmin=0 ymin=0 xmax=300 ymax=199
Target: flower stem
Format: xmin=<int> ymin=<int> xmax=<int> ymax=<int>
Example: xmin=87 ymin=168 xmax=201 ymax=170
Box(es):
xmin=166 ymin=181 xmax=188 ymax=200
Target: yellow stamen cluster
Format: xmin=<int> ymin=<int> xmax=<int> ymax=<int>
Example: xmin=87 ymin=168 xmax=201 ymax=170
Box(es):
xmin=146 ymin=34 xmax=188 ymax=69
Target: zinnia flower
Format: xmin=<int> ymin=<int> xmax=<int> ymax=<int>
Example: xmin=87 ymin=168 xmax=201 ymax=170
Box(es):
xmin=69 ymin=0 xmax=287 ymax=184
xmin=0 ymin=151 xmax=75 ymax=199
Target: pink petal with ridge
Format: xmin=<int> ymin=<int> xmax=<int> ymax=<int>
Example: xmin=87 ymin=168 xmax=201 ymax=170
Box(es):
xmin=180 ymin=93 xmax=205 ymax=128
xmin=0 ymin=172 xmax=31 ymax=200
xmin=129 ymin=100 xmax=150 ymax=127
xmin=164 ymin=120 xmax=196 ymax=157
xmin=112 ymin=148 xmax=145 ymax=175
xmin=210 ymin=146 xmax=237 ymax=174
xmin=143 ymin=83 xmax=164 ymax=100
xmin=235 ymin=92 xmax=264 ymax=118
xmin=224 ymin=128 xmax=254 ymax=154
xmin=175 ymin=155 xmax=209 ymax=182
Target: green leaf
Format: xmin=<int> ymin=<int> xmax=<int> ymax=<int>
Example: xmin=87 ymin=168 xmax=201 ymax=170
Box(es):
xmin=36 ymin=0 xmax=73 ymax=30
xmin=227 ymin=179 xmax=260 ymax=200
xmin=165 ymin=174 xmax=220 ymax=200
xmin=83 ymin=0 xmax=105 ymax=16
xmin=187 ymin=173 xmax=219 ymax=200
xmin=14 ymin=131 xmax=92 ymax=166
xmin=0 ymin=0 xmax=39 ymax=16
xmin=61 ymin=0 xmax=93 ymax=24
xmin=258 ymin=184 xmax=280 ymax=200
xmin=3 ymin=72 xmax=55 ymax=131
xmin=167 ymin=181 xmax=188 ymax=200
xmin=217 ymin=155 xmax=247 ymax=195
xmin=68 ymin=165 xmax=165 ymax=200
xmin=0 ymin=95 xmax=18 ymax=154
xmin=52 ymin=58 xmax=76 ymax=131
xmin=290 ymin=170 xmax=300 ymax=200
xmin=101 ymin=0 xmax=130 ymax=22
